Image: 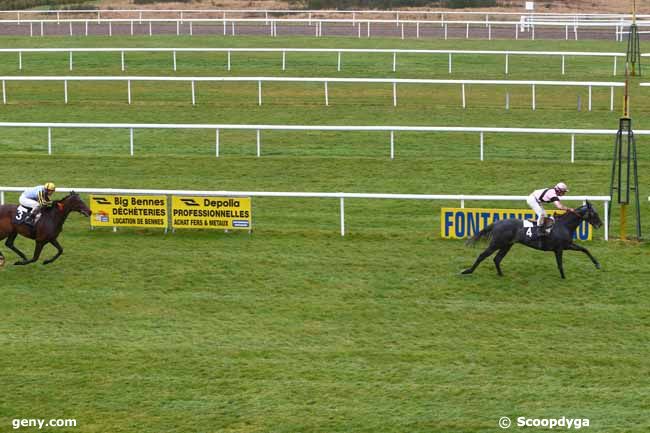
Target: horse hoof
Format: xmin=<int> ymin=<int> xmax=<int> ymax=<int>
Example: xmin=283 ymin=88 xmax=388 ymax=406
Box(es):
xmin=595 ymin=263 xmax=601 ymax=270
xmin=14 ymin=261 xmax=26 ymax=266
xmin=460 ymin=269 xmax=472 ymax=275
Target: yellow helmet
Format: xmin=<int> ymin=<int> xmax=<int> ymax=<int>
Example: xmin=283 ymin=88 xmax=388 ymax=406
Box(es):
xmin=44 ymin=182 xmax=56 ymax=192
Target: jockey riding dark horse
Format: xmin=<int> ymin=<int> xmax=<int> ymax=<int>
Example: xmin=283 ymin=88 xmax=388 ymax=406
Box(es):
xmin=461 ymin=202 xmax=603 ymax=279
xmin=0 ymin=192 xmax=91 ymax=266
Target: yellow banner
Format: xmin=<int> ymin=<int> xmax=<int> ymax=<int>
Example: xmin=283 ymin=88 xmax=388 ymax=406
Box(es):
xmin=441 ymin=207 xmax=592 ymax=240
xmin=90 ymin=195 xmax=168 ymax=228
xmin=171 ymin=196 xmax=252 ymax=230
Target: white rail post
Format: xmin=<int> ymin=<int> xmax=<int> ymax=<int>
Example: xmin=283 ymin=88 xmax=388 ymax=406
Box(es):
xmin=69 ymin=51 xmax=73 ymax=71
xmin=149 ymin=21 xmax=152 ymax=36
xmin=603 ymin=200 xmax=609 ymax=240
xmin=505 ymin=91 xmax=510 ymax=110
xmin=227 ymin=50 xmax=231 ymax=71
xmin=480 ymin=132 xmax=484 ymax=161
xmin=337 ymin=51 xmax=341 ymax=71
xmin=461 ymin=83 xmax=466 ymax=108
xmin=130 ymin=128 xmax=134 ymax=156
xmin=223 ymin=19 xmax=226 ymax=36
xmin=444 ymin=23 xmax=448 ymax=40
xmin=393 ymin=82 xmax=397 ymax=107
xmin=358 ymin=22 xmax=361 ymax=38
xmin=282 ymin=50 xmax=286 ymax=71
xmin=215 ymin=129 xmax=220 ymax=157
xmin=69 ymin=21 xmax=73 ymax=36
xmin=610 ymin=86 xmax=614 ymax=112
xmin=505 ymin=53 xmax=509 ymax=75
xmin=565 ymin=24 xmax=568 ymax=40
xmin=488 ymin=24 xmax=492 ymax=40
xmin=121 ymin=51 xmax=125 ymax=71
xmin=531 ymin=84 xmax=536 ymax=111
xmin=64 ymin=80 xmax=68 ymax=104
xmin=1 ymin=191 xmax=4 ymax=205
xmin=173 ymin=50 xmax=177 ymax=71
xmin=109 ymin=21 xmax=112 ymax=37
xmin=48 ymin=127 xmax=52 ymax=155
xmin=571 ymin=134 xmax=575 ymax=163
xmin=40 ymin=21 xmax=44 ymax=37
xmin=532 ymin=24 xmax=535 ymax=40
xmin=85 ymin=20 xmax=88 ymax=36
xmin=189 ymin=21 xmax=193 ymax=36
xmin=176 ymin=20 xmax=180 ymax=36
xmin=191 ymin=80 xmax=196 ymax=106
xmin=256 ymin=129 xmax=261 ymax=157
xmin=340 ymin=197 xmax=345 ymax=236
xmin=231 ymin=21 xmax=235 ymax=36
xmin=130 ymin=20 xmax=133 ymax=36
xmin=393 ymin=51 xmax=397 ymax=72
xmin=466 ymin=23 xmax=469 ymax=39
xmin=258 ymin=80 xmax=262 ymax=106
xmin=416 ymin=22 xmax=420 ymax=38
xmin=390 ymin=130 xmax=394 ymax=160
xmin=613 ymin=57 xmax=617 ymax=76
xmin=561 ymin=55 xmax=565 ymax=75
xmin=324 ymin=81 xmax=329 ymax=106
xmin=127 ymin=80 xmax=131 ymax=104
xmin=401 ymin=23 xmax=404 ymax=40
xmin=588 ymin=85 xmax=592 ymax=111
xmin=2 ymin=80 xmax=5 ymax=104
xmin=448 ymin=53 xmax=452 ymax=74
xmin=18 ymin=51 xmax=22 ymax=70
xmin=367 ymin=21 xmax=370 ymax=38
xmin=30 ymin=22 xmax=33 ymax=37
xmin=515 ymin=23 xmax=518 ymax=40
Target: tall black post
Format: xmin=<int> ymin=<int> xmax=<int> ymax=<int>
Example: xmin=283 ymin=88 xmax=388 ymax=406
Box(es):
xmin=626 ymin=19 xmax=641 ymax=75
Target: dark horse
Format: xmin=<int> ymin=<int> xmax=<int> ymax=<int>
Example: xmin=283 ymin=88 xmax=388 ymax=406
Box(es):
xmin=0 ymin=192 xmax=91 ymax=266
xmin=461 ymin=202 xmax=603 ymax=279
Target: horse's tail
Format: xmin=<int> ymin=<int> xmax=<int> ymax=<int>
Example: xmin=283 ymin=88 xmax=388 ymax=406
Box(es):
xmin=465 ymin=224 xmax=495 ymax=246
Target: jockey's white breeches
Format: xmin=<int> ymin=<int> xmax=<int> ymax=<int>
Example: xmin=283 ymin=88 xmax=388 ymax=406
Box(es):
xmin=526 ymin=194 xmax=547 ymax=225
xmin=19 ymin=195 xmax=39 ymax=212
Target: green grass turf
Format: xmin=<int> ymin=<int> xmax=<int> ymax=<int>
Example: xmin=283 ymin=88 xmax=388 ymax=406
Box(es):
xmin=1 ymin=35 xmax=649 ymax=433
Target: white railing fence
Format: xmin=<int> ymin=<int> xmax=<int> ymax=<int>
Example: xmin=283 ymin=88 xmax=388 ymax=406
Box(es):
xmin=0 ymin=76 xmax=623 ymax=111
xmin=0 ymin=17 xmax=641 ymax=41
xmin=0 ymin=186 xmax=611 ymax=240
xmin=0 ymin=47 xmax=626 ymax=76
xmin=0 ymin=122 xmax=641 ymax=163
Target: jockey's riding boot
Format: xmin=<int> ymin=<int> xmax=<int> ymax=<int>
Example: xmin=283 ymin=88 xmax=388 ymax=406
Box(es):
xmin=25 ymin=209 xmax=38 ymax=226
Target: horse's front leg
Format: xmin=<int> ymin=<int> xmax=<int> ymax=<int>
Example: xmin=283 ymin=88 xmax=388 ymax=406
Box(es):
xmin=5 ymin=232 xmax=28 ymax=261
xmin=43 ymin=239 xmax=63 ymax=265
xmin=554 ymin=249 xmax=565 ymax=279
xmin=14 ymin=241 xmax=46 ymax=266
xmin=566 ymin=243 xmax=600 ymax=270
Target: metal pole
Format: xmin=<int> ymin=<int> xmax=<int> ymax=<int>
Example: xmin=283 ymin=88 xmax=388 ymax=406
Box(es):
xmin=561 ymin=55 xmax=565 ymax=75
xmin=18 ymin=51 xmax=22 ymax=70
xmin=1 ymin=80 xmax=5 ymax=104
xmin=324 ymin=81 xmax=329 ymax=106
xmin=256 ymin=129 xmax=261 ymax=157
xmin=505 ymin=54 xmax=509 ymax=75
xmin=337 ymin=51 xmax=341 ymax=71
xmin=340 ymin=197 xmax=345 ymax=236
xmin=461 ymin=83 xmax=466 ymax=108
xmin=173 ymin=50 xmax=177 ymax=71
xmin=130 ymin=128 xmax=134 ymax=156
xmin=393 ymin=51 xmax=396 ymax=72
xmin=390 ymin=130 xmax=394 ymax=159
xmin=532 ymin=84 xmax=536 ymax=110
xmin=282 ymin=50 xmax=286 ymax=71
xmin=64 ymin=80 xmax=68 ymax=104
xmin=571 ymin=134 xmax=575 ymax=163
xmin=127 ymin=80 xmax=131 ymax=104
xmin=480 ymin=132 xmax=484 ymax=161
xmin=215 ymin=129 xmax=220 ymax=157
xmin=191 ymin=80 xmax=196 ymax=106
xmin=258 ymin=80 xmax=262 ymax=105
xmin=69 ymin=51 xmax=73 ymax=71
xmin=121 ymin=51 xmax=125 ymax=71
xmin=588 ymin=85 xmax=592 ymax=111
xmin=448 ymin=53 xmax=452 ymax=74
xmin=227 ymin=50 xmax=231 ymax=71
xmin=610 ymin=86 xmax=614 ymax=112
xmin=393 ymin=82 xmax=397 ymax=107
xmin=48 ymin=127 xmax=52 ymax=155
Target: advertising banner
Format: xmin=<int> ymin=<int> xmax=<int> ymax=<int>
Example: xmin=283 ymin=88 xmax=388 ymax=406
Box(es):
xmin=441 ymin=207 xmax=592 ymax=240
xmin=90 ymin=195 xmax=168 ymax=228
xmin=171 ymin=196 xmax=252 ymax=230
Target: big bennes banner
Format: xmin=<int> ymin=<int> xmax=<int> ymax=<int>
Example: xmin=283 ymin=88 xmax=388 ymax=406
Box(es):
xmin=90 ymin=195 xmax=168 ymax=228
xmin=441 ymin=207 xmax=592 ymax=241
xmin=171 ymin=196 xmax=252 ymax=230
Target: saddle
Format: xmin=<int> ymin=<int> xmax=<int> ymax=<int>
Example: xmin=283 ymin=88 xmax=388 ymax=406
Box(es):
xmin=13 ymin=205 xmax=35 ymax=227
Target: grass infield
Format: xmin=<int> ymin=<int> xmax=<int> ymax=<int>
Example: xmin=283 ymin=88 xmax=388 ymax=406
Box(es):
xmin=1 ymin=35 xmax=649 ymax=433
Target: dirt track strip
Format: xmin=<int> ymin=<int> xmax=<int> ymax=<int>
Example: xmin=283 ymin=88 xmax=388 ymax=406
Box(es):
xmin=0 ymin=21 xmax=644 ymax=41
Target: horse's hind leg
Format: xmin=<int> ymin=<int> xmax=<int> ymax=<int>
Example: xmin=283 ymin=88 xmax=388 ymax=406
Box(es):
xmin=43 ymin=239 xmax=63 ymax=265
xmin=493 ymin=244 xmax=513 ymax=277
xmin=462 ymin=244 xmax=499 ymax=275
xmin=5 ymin=232 xmax=27 ymax=261
xmin=14 ymin=241 xmax=45 ymax=266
